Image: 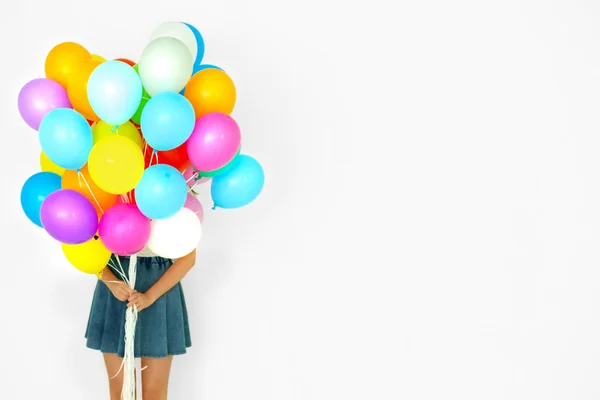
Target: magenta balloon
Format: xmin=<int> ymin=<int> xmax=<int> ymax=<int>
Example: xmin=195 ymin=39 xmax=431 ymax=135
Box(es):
xmin=40 ymin=189 xmax=98 ymax=244
xmin=98 ymin=203 xmax=151 ymax=255
xmin=18 ymin=78 xmax=72 ymax=130
xmin=186 ymin=112 xmax=241 ymax=173
xmin=184 ymin=193 xmax=204 ymax=223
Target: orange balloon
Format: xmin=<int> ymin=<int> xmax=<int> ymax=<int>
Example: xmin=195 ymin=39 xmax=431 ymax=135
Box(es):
xmin=62 ymin=165 xmax=118 ymax=216
xmin=184 ymin=68 xmax=236 ymax=118
xmin=45 ymin=42 xmax=91 ymax=88
xmin=67 ymin=59 xmax=102 ymax=121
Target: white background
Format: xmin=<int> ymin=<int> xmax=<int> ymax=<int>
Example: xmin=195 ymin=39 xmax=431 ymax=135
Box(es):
xmin=1 ymin=0 xmax=600 ymax=399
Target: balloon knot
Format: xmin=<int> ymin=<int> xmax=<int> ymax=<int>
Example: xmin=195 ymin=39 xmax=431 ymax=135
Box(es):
xmin=152 ymin=149 xmax=158 ymax=154
xmin=76 ymin=169 xmax=82 ymax=174
xmin=110 ymin=125 xmax=118 ymax=133
xmin=211 ymin=204 xmax=217 ymax=210
xmin=93 ymin=235 xmax=99 ymax=240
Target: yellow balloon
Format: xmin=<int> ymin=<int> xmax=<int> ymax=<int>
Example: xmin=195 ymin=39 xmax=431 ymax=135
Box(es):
xmin=91 ymin=54 xmax=106 ymax=62
xmin=45 ymin=42 xmax=91 ymax=88
xmin=40 ymin=151 xmax=66 ymax=176
xmin=62 ymin=238 xmax=111 ymax=274
xmin=92 ymin=120 xmax=143 ymax=149
xmin=88 ymin=135 xmax=145 ymax=194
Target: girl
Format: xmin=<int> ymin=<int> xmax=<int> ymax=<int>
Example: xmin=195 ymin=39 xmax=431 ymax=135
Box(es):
xmin=85 ymin=246 xmax=196 ymax=399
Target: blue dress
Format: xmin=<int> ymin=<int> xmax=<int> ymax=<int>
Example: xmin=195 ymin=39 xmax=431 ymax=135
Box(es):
xmin=85 ymin=254 xmax=192 ymax=358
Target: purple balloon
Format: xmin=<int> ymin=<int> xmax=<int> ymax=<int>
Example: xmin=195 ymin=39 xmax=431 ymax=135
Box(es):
xmin=40 ymin=189 xmax=99 ymax=244
xmin=18 ymin=78 xmax=72 ymax=130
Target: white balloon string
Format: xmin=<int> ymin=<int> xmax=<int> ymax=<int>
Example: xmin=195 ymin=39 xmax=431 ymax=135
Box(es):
xmin=107 ymin=255 xmax=139 ymax=400
xmin=185 ymin=170 xmax=199 ymax=184
xmin=76 ymin=170 xmax=104 ymax=214
xmin=150 ymin=150 xmax=158 ymax=167
xmin=143 ymin=142 xmax=148 ymax=160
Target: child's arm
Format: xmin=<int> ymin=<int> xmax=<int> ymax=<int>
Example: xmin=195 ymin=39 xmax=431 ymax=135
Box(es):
xmin=127 ymin=249 xmax=197 ymax=310
xmin=100 ymin=266 xmax=135 ymax=301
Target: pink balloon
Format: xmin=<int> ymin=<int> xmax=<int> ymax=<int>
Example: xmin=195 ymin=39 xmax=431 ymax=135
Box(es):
xmin=183 ymin=165 xmax=211 ymax=186
xmin=184 ymin=193 xmax=204 ymax=223
xmin=98 ymin=203 xmax=151 ymax=256
xmin=186 ymin=112 xmax=241 ymax=173
xmin=18 ymin=78 xmax=72 ymax=130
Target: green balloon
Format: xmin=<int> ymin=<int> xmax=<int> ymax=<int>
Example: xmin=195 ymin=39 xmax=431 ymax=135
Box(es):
xmin=131 ymin=64 xmax=150 ymax=125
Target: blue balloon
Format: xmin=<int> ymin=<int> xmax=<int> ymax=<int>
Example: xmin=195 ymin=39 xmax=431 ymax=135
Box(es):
xmin=211 ymin=155 xmax=265 ymax=209
xmin=87 ymin=60 xmax=142 ymax=125
xmin=183 ymin=22 xmax=205 ymax=67
xmin=135 ymin=164 xmax=187 ymax=219
xmin=20 ymin=172 xmax=62 ymax=227
xmin=38 ymin=108 xmax=93 ymax=170
xmin=140 ymin=92 xmax=196 ymax=151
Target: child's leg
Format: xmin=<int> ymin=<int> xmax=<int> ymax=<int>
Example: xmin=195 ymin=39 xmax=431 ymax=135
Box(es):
xmin=141 ymin=356 xmax=173 ymax=400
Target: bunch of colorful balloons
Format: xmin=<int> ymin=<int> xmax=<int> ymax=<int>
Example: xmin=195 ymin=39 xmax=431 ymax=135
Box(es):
xmin=18 ymin=21 xmax=265 ymax=275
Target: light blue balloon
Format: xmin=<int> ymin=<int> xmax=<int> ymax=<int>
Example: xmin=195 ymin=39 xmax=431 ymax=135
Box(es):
xmin=87 ymin=60 xmax=142 ymax=125
xmin=20 ymin=172 xmax=62 ymax=227
xmin=183 ymin=22 xmax=205 ymax=67
xmin=211 ymin=155 xmax=265 ymax=209
xmin=140 ymin=92 xmax=195 ymax=151
xmin=38 ymin=108 xmax=93 ymax=170
xmin=135 ymin=164 xmax=188 ymax=219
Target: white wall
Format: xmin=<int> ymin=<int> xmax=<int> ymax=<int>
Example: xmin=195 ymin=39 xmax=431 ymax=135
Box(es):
xmin=2 ymin=0 xmax=600 ymax=398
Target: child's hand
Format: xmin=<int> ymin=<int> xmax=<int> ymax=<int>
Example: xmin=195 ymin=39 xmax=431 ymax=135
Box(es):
xmin=127 ymin=292 xmax=155 ymax=312
xmin=106 ymin=281 xmax=135 ymax=302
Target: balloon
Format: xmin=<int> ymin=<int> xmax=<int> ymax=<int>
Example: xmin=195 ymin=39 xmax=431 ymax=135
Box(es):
xmin=183 ymin=165 xmax=210 ymax=186
xmin=184 ymin=68 xmax=236 ymax=117
xmin=87 ymin=60 xmax=142 ymax=125
xmin=146 ymin=208 xmax=202 ymax=259
xmin=62 ymin=237 xmax=111 ymax=274
xmin=40 ymin=151 xmax=66 ymax=176
xmin=196 ymin=146 xmax=241 ymax=178
xmin=40 ymin=189 xmax=98 ymax=244
xmin=115 ymin=58 xmax=135 ymax=66
xmin=62 ymin=165 xmax=118 ymax=216
xmin=183 ymin=22 xmax=206 ymax=67
xmin=140 ymin=92 xmax=195 ymax=151
xmin=92 ymin=120 xmax=143 ymax=149
xmin=38 ymin=108 xmax=93 ymax=170
xmin=138 ymin=37 xmax=193 ymax=96
xmin=98 ymin=203 xmax=151 ymax=255
xmin=67 ymin=58 xmax=102 ymax=121
xmin=150 ymin=21 xmax=198 ymax=62
xmin=145 ymin=142 xmax=190 ymax=171
xmin=186 ymin=112 xmax=241 ymax=173
xmin=211 ymin=155 xmax=265 ymax=209
xmin=131 ymin=64 xmax=151 ymax=125
xmin=184 ymin=193 xmax=204 ymax=223
xmin=135 ymin=164 xmax=187 ymax=219
xmin=18 ymin=78 xmax=72 ymax=130
xmin=20 ymin=172 xmax=62 ymax=227
xmin=45 ymin=42 xmax=91 ymax=88
xmin=91 ymin=54 xmax=106 ymax=62
xmin=88 ymin=135 xmax=145 ymax=194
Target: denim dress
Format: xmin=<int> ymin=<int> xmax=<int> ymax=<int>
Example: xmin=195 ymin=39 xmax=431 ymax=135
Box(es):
xmin=85 ymin=253 xmax=192 ymax=358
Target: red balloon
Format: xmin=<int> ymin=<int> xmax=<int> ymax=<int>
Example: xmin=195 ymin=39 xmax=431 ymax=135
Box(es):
xmin=144 ymin=142 xmax=190 ymax=172
xmin=115 ymin=58 xmax=135 ymax=66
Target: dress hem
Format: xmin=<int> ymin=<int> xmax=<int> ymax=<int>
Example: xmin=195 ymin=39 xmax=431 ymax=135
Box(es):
xmin=85 ymin=343 xmax=191 ymax=359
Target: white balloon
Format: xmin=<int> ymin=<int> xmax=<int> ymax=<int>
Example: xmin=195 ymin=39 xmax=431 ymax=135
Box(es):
xmin=147 ymin=208 xmax=202 ymax=259
xmin=138 ymin=37 xmax=193 ymax=96
xmin=150 ymin=21 xmax=198 ymax=62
